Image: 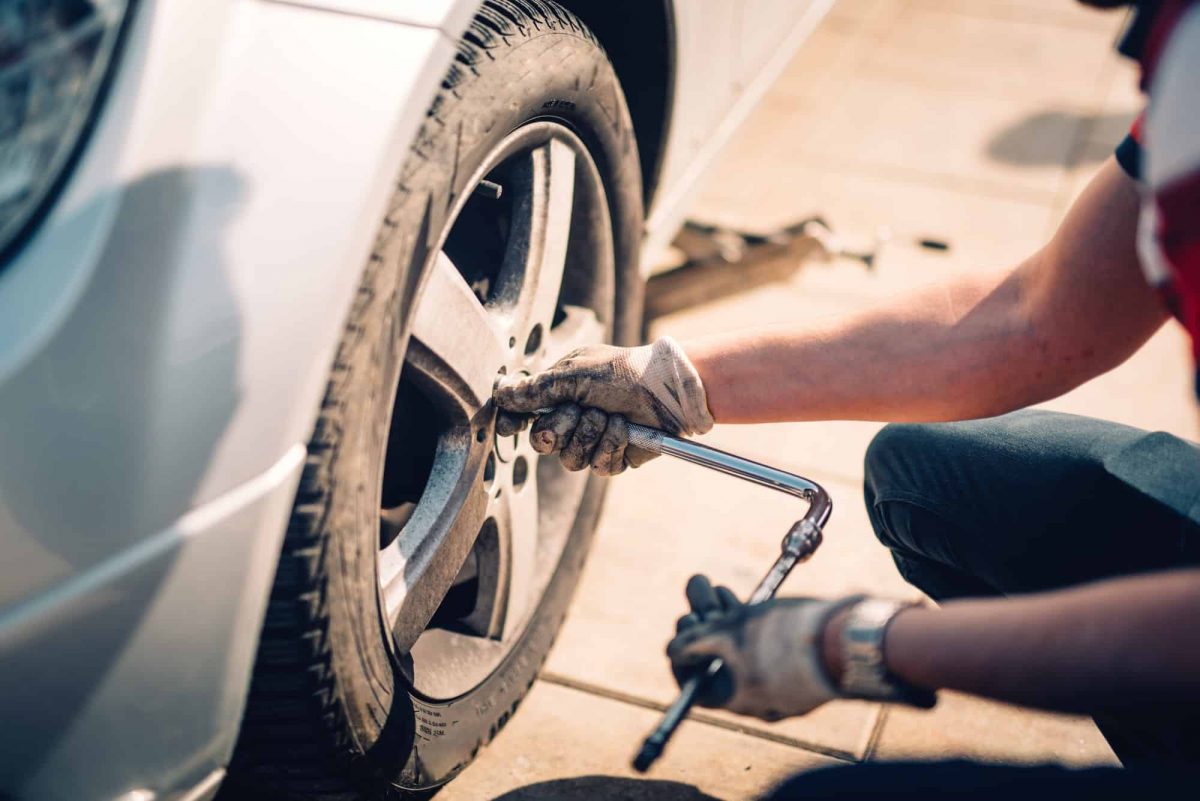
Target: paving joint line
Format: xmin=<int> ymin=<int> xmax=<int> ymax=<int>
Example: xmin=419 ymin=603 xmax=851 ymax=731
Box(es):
xmin=539 ymin=670 xmax=859 ymax=764
xmin=861 ymin=703 xmax=891 ymax=762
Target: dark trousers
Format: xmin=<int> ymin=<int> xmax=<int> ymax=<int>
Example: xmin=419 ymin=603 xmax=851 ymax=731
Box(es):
xmin=767 ymin=410 xmax=1200 ymax=798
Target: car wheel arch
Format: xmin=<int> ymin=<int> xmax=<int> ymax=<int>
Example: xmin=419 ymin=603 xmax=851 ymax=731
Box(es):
xmin=554 ymin=0 xmax=675 ymax=213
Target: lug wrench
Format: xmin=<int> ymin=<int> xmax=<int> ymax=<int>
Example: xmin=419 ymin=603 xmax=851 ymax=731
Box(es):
xmin=622 ymin=423 xmax=830 ymax=771
xmin=524 ymin=413 xmax=831 ymax=769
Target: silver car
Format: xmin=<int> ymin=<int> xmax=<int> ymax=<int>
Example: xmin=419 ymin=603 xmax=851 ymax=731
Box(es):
xmin=0 ymin=1 xmax=831 ymax=799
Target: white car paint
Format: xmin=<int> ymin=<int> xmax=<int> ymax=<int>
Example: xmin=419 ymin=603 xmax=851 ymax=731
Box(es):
xmin=0 ymin=1 xmax=829 ymax=798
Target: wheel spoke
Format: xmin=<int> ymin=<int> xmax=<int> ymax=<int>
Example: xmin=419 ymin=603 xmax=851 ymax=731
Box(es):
xmin=537 ymin=304 xmax=606 ymax=369
xmin=378 ymin=435 xmax=490 ymax=651
xmin=496 ymin=139 xmax=576 ymax=346
xmin=380 ymin=502 xmax=416 ymax=549
xmin=408 ymin=252 xmax=508 ymax=415
xmin=495 ymin=455 xmax=540 ymax=634
xmin=532 ymin=448 xmax=589 ymax=552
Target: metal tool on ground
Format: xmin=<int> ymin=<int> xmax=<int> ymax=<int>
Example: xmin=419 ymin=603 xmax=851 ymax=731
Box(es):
xmin=615 ymin=423 xmax=832 ymax=771
xmin=643 ymin=217 xmax=886 ymax=338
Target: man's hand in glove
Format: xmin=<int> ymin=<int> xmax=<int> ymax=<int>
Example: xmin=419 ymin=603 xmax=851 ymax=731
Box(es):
xmin=492 ymin=336 xmax=714 ymax=476
xmin=666 ymin=575 xmax=862 ymax=722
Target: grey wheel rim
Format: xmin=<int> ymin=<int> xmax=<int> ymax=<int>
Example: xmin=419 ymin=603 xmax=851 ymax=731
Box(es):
xmin=376 ymin=122 xmax=615 ymax=701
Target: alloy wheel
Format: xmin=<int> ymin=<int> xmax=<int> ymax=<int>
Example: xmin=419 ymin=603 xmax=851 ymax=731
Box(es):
xmin=376 ymin=123 xmax=614 ymax=699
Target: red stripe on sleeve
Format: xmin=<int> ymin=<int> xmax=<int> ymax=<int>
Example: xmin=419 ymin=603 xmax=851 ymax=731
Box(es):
xmin=1130 ymin=111 xmax=1145 ymax=144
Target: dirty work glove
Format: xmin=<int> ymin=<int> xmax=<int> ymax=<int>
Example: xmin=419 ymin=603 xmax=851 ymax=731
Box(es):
xmin=493 ymin=336 xmax=714 ymax=476
xmin=667 ymin=575 xmax=862 ymax=722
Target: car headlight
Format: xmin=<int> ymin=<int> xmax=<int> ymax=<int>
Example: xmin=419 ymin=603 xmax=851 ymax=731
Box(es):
xmin=0 ymin=0 xmax=133 ymax=263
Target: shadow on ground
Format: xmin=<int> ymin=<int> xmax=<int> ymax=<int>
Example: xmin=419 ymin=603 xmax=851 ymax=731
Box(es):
xmin=986 ymin=108 xmax=1137 ymax=167
xmin=488 ymin=776 xmax=723 ymax=800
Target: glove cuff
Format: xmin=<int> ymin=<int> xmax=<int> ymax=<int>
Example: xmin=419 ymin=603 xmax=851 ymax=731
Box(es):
xmin=626 ymin=336 xmax=715 ymax=435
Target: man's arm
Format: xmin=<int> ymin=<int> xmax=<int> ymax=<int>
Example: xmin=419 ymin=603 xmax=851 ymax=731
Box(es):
xmin=689 ymin=158 xmax=1169 ymax=423
xmin=494 ymin=159 xmax=1168 ymax=471
xmin=824 ymin=569 xmax=1200 ymax=713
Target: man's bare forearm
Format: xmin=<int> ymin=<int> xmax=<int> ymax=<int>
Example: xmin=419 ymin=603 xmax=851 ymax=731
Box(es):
xmin=686 ymin=160 xmax=1165 ymax=424
xmin=878 ymin=570 xmax=1200 ymax=713
xmin=687 ymin=268 xmax=1034 ymax=423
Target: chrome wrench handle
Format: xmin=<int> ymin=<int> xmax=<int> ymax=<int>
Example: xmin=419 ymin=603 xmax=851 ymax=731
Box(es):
xmin=625 ymin=424 xmax=832 ymax=532
xmin=621 ymin=423 xmax=830 ymax=771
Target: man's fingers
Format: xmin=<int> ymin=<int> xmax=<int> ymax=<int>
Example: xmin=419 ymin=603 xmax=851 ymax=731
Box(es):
xmin=495 ymin=410 xmax=529 ymax=437
xmin=670 ymin=630 xmax=735 ymax=667
xmin=675 ymin=613 xmax=702 ymax=634
xmin=685 ymin=574 xmax=721 ymax=617
xmin=493 ymin=371 xmax=578 ymax=413
xmin=715 ymin=585 xmax=741 ymax=613
xmin=624 ymin=444 xmax=658 ymax=469
xmin=667 ymin=628 xmax=739 ymax=709
xmin=560 ymin=407 xmax=607 ymax=471
xmin=530 ymin=404 xmax=581 ymax=454
xmin=589 ymin=413 xmax=628 ymax=476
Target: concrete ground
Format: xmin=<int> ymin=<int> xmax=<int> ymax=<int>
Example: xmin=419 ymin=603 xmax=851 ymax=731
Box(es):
xmin=443 ymin=2 xmax=1197 ymax=798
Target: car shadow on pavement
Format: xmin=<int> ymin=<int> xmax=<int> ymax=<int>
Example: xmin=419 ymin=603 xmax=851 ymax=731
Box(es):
xmin=487 ymin=775 xmax=724 ymax=801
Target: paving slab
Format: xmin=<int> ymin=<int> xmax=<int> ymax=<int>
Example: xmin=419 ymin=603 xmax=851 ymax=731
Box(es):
xmin=1052 ymin=58 xmax=1141 ymax=231
xmin=873 ymin=691 xmax=1119 ymax=767
xmin=802 ymin=76 xmax=1080 ymax=199
xmin=544 ymin=458 xmax=917 ymax=759
xmin=735 ymin=1 xmax=1124 ymax=202
xmin=438 ymin=681 xmax=839 ymax=801
xmin=859 ymin=5 xmax=1118 ymax=102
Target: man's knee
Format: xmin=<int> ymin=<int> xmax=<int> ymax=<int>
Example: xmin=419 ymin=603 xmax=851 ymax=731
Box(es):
xmin=863 ymin=423 xmax=984 ymax=587
xmin=863 ymin=421 xmax=958 ymax=534
xmin=864 ymin=422 xmax=939 ymax=500
xmin=864 ymin=423 xmax=937 ymax=557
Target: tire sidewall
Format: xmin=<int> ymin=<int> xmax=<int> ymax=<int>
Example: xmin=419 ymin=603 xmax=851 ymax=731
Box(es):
xmin=324 ymin=20 xmax=644 ymax=795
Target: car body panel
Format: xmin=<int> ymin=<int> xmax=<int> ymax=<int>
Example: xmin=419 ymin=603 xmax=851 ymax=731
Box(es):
xmin=0 ymin=0 xmax=451 ymax=603
xmin=0 ymin=2 xmax=452 ymax=798
xmin=0 ymin=1 xmax=831 ymax=798
xmin=0 ymin=446 xmax=304 ymax=800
